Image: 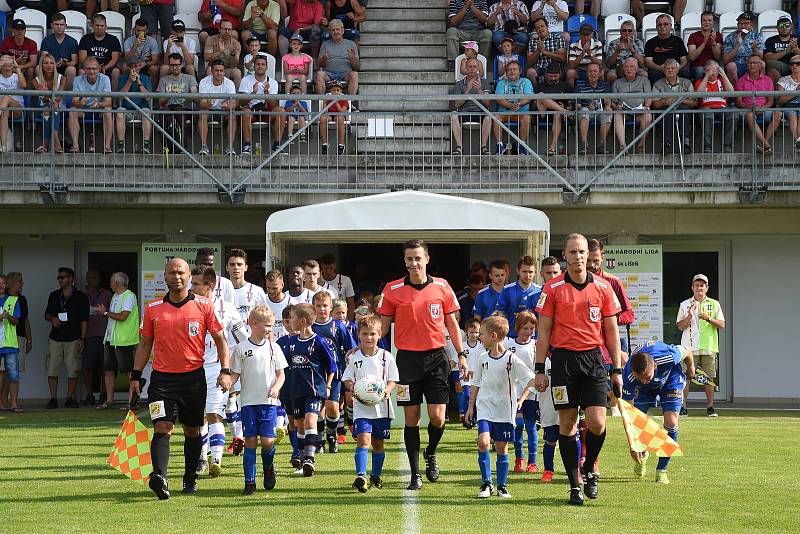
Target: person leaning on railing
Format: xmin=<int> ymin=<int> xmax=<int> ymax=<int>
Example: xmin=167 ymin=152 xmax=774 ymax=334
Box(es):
xmin=776 ymin=54 xmax=800 ymax=149
xmin=734 ymin=54 xmax=781 ymax=154
xmin=694 ymin=59 xmax=734 ymax=154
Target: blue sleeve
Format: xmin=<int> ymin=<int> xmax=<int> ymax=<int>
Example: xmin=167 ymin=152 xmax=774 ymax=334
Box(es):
xmin=101 ymin=76 xmax=112 ymax=93
xmin=321 ymin=340 xmax=337 ymax=375
xmin=495 ymin=288 xmax=509 ymax=317
xmin=472 ymin=293 xmax=482 ymax=318
xmin=337 ymin=322 xmax=355 ymax=352
xmin=671 ymin=345 xmax=682 ymax=365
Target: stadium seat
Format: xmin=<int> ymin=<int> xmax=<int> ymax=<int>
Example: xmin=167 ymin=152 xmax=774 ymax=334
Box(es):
xmin=758 ymin=10 xmax=792 ymax=40
xmin=642 ymin=12 xmax=673 ymax=43
xmin=492 ymin=55 xmax=527 ymax=82
xmin=680 ymin=12 xmax=703 ymax=44
xmin=0 ymin=11 xmax=7 ymax=41
xmin=176 ymin=0 xmax=204 ymax=15
xmin=61 ymin=10 xmax=88 ymax=42
xmin=713 ymin=0 xmax=743 ymax=17
xmin=683 ymin=0 xmax=706 ymax=15
xmin=455 ymin=53 xmax=488 ymax=81
xmin=11 ymin=8 xmax=46 ymax=47
xmin=752 ymin=0 xmax=784 ymax=15
xmin=719 ymin=11 xmax=742 ymax=40
xmin=99 ymin=10 xmax=126 ymax=46
xmin=174 ymin=12 xmax=202 ymax=44
xmin=600 ymin=0 xmax=630 ymax=19
xmin=604 ymin=13 xmax=637 ymax=45
xmin=567 ymin=14 xmax=598 ymax=43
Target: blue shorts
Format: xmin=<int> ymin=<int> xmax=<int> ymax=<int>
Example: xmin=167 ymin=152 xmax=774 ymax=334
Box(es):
xmin=449 ymin=369 xmax=460 ymax=385
xmin=622 ymin=385 xmax=684 ymax=413
xmin=477 ymin=420 xmax=515 ymax=443
xmin=516 ymin=399 xmax=539 ymax=422
xmin=327 ymin=378 xmax=342 ymax=402
xmin=353 ymin=417 xmax=392 ymax=440
xmin=326 ymin=70 xmax=350 ymax=81
xmin=0 ymin=351 xmax=19 ymax=382
xmin=241 ymin=404 xmax=278 ymax=438
xmin=291 ymin=395 xmax=325 ymax=419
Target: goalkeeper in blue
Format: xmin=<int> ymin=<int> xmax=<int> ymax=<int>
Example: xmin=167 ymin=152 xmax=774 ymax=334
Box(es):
xmin=465 ymin=315 xmax=536 ymax=499
xmin=622 ymin=340 xmax=695 ymax=484
xmin=342 ymin=315 xmax=399 ymax=493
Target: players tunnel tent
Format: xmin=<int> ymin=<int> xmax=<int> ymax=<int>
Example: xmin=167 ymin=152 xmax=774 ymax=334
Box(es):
xmin=264 ymin=190 xmax=551 ymax=270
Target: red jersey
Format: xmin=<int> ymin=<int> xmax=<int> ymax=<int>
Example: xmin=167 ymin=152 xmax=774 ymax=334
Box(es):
xmin=0 ymin=36 xmax=38 ymax=65
xmin=141 ymin=293 xmax=223 ymax=373
xmin=535 ymin=272 xmax=621 ymax=352
xmin=200 ymin=0 xmax=245 ymax=29
xmin=377 ymin=276 xmax=459 ymax=351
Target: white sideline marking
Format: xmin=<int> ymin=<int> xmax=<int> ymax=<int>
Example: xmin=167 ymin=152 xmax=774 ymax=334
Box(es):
xmin=400 ymin=446 xmax=420 ymax=534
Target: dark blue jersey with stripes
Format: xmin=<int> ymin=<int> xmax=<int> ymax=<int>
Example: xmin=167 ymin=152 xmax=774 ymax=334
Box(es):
xmin=495 ymin=281 xmax=542 ymax=336
xmin=472 ymin=285 xmax=503 ymax=319
xmin=312 ymin=318 xmax=355 ymax=375
xmin=284 ymin=333 xmax=337 ymax=399
xmin=623 ymin=340 xmax=686 ymax=393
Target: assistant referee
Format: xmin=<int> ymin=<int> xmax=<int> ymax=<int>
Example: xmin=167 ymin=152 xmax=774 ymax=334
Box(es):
xmin=378 ymin=239 xmax=467 ymax=490
xmin=129 ymin=258 xmax=232 ymax=500
xmin=534 ymin=233 xmax=622 ymax=506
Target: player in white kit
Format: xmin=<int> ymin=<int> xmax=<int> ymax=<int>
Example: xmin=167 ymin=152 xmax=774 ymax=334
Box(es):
xmin=195 ymin=247 xmax=235 ymax=305
xmin=319 ymin=254 xmax=356 ymax=320
xmin=302 ymin=259 xmax=333 ymax=299
xmin=287 ymin=265 xmax=312 ymax=304
xmin=264 ymin=269 xmax=291 ymax=340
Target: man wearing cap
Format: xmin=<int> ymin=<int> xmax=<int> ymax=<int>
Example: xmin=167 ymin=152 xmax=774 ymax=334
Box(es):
xmin=487 ymin=0 xmax=529 ymax=54
xmin=605 ymin=19 xmax=646 ymax=84
xmin=242 ymin=0 xmax=281 ymax=56
xmin=764 ymin=15 xmax=799 ymax=83
xmin=644 ymin=13 xmax=688 ymax=85
xmin=122 ymin=17 xmax=161 ymax=85
xmin=676 ymin=274 xmax=725 ymax=417
xmin=0 ymin=19 xmax=38 ymax=83
xmin=40 ymin=12 xmax=78 ymax=89
xmin=239 ymin=53 xmax=286 ymax=156
xmin=449 ymin=56 xmax=492 ymax=155
xmin=535 ymin=61 xmax=572 ymax=155
xmin=161 ymin=20 xmax=198 ymax=78
xmin=316 ymin=19 xmax=359 ymax=99
xmin=446 ymin=0 xmax=492 ymax=71
xmin=722 ymin=12 xmax=764 ymax=85
xmin=526 ymin=16 xmax=566 ymax=87
xmin=566 ymin=23 xmax=603 ymax=87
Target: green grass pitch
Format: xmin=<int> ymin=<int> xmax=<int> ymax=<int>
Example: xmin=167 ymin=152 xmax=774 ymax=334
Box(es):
xmin=1 ymin=409 xmax=797 ymax=533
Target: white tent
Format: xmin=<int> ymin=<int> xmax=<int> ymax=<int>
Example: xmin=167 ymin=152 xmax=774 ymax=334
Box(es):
xmin=264 ymin=191 xmax=550 ymax=268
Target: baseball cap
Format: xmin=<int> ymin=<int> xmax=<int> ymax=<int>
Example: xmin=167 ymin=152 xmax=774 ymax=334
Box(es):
xmin=172 ymin=19 xmax=186 ymax=30
xmin=778 ymin=15 xmax=793 ymax=24
xmin=546 ymin=62 xmax=562 ymax=74
xmin=462 ymin=40 xmax=478 ymax=52
xmin=10 ymin=19 xmax=26 ymax=30
xmin=737 ymin=12 xmax=754 ymax=21
xmin=290 ymin=33 xmax=303 ymax=42
xmin=692 ymin=274 xmax=709 ymax=284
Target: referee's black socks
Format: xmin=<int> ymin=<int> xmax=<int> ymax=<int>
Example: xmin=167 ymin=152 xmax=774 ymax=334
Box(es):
xmin=582 ymin=429 xmax=606 ymax=474
xmin=558 ymin=433 xmax=580 ymax=489
xmin=183 ymin=434 xmax=203 ymax=480
xmin=404 ymin=426 xmax=421 ymax=475
xmin=425 ymin=423 xmax=445 ymax=457
xmin=151 ymin=433 xmax=171 ymax=477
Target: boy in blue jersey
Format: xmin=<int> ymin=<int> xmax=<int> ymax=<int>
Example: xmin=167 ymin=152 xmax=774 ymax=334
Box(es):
xmin=333 ymin=298 xmax=357 ymax=443
xmin=276 ymin=305 xmax=302 ymax=469
xmin=623 ymin=340 xmax=695 ymax=484
xmin=284 ymin=303 xmax=337 ymax=476
xmin=312 ymin=291 xmax=356 ymax=454
xmin=472 ymin=260 xmax=507 ymax=320
xmin=495 ymin=256 xmax=542 ymax=337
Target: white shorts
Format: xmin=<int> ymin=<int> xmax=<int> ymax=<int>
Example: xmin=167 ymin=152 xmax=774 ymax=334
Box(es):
xmin=204 ymin=364 xmax=229 ymax=417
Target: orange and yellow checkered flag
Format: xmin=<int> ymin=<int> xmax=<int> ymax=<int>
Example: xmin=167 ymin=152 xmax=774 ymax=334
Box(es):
xmin=618 ymin=398 xmax=683 ymax=458
xmin=107 ymin=410 xmax=153 ymax=486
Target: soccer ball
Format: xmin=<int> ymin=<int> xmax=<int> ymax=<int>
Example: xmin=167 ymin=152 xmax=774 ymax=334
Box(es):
xmin=353 ymin=375 xmax=386 ymax=406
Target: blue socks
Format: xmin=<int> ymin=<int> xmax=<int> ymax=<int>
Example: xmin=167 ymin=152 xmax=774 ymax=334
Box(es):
xmin=261 ymin=446 xmax=275 ymax=468
xmin=461 ymin=385 xmax=471 ymax=416
xmin=243 ymin=447 xmax=257 ymax=484
xmin=496 ymin=454 xmax=509 ymax=487
xmin=543 ymin=441 xmax=555 ymax=472
xmin=527 ymin=422 xmax=538 ymax=464
xmin=657 ymin=426 xmax=679 ymax=471
xmin=372 ymin=452 xmax=385 ymax=478
xmin=289 ymin=429 xmax=299 ymax=456
xmin=478 ymin=450 xmax=492 ymax=483
xmin=355 ymin=447 xmax=368 ymax=476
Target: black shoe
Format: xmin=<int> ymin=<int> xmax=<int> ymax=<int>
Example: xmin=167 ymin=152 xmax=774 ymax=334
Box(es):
xmin=99 ymin=392 xmax=107 ymax=404
xmin=82 ymin=394 xmax=96 ymax=406
xmin=242 ymin=483 xmax=256 ymax=496
xmin=64 ymin=397 xmax=79 ymax=408
xmin=568 ymin=487 xmax=584 ymax=506
xmin=706 ymin=406 xmax=718 ymax=417
xmin=663 ymin=142 xmax=673 ymax=154
xmin=321 ymin=143 xmax=328 ymax=155
xmin=302 ymin=457 xmax=315 ymax=477
xmin=582 ymin=468 xmax=599 ymax=499
xmin=723 ymin=145 xmax=734 ymax=153
xmin=577 ymin=144 xmax=587 ymax=155
xmin=327 ymin=434 xmax=339 ymax=453
xmin=264 ymin=465 xmax=276 ymax=490
xmin=182 ymin=478 xmax=197 ymax=495
xmin=149 ymin=473 xmax=170 ymax=500
xmin=679 ymin=406 xmax=688 ymax=417
xmin=290 ymin=453 xmax=301 ymax=469
xmin=353 ymin=475 xmax=367 ymax=493
xmin=368 ymin=475 xmax=383 ymax=489
xmin=703 ymin=146 xmax=713 ymax=154
xmin=423 ymin=451 xmax=440 ymax=482
xmin=337 ymin=144 xmax=346 ymax=155
xmin=46 ymin=398 xmax=58 ymax=409
xmin=407 ymin=473 xmax=422 ymax=490
xmin=316 ymin=443 xmax=324 ymax=455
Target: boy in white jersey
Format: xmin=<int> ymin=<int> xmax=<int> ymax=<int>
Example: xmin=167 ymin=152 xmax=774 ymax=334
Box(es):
xmin=457 ymin=318 xmax=481 ymax=428
xmin=195 ymin=247 xmax=235 ymax=305
xmin=507 ymin=311 xmax=539 ymax=475
xmin=465 ymin=316 xmax=536 ymax=499
xmin=264 ymin=269 xmax=290 ymax=339
xmin=342 ymin=315 xmax=399 ymax=492
xmin=190 ymin=266 xmax=247 ymax=477
xmin=229 ymin=306 xmax=288 ymax=495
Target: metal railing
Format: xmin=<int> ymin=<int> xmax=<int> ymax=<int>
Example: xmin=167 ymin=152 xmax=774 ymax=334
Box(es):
xmin=1 ymin=89 xmax=799 ymax=200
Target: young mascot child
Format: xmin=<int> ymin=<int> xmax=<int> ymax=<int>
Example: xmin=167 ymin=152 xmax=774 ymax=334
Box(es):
xmin=332 ymin=298 xmax=357 ymax=442
xmin=342 ymin=315 xmax=399 ymax=492
xmin=458 ymin=318 xmax=482 ymax=428
xmin=507 ymin=311 xmax=539 ymax=474
xmin=276 ymin=305 xmax=302 ymax=468
xmin=465 ymin=316 xmax=536 ymax=499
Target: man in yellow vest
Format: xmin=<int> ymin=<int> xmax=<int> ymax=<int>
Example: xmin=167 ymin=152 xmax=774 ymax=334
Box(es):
xmin=0 ymin=274 xmax=22 ymax=412
xmin=676 ymin=274 xmax=725 ymax=417
xmin=96 ymin=272 xmax=140 ymax=410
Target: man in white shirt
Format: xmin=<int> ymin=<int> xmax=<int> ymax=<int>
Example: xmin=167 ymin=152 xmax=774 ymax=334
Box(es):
xmin=195 ymin=247 xmax=235 ymax=306
xmin=264 ymin=269 xmax=291 ymax=338
xmin=238 ymin=53 xmax=286 ymax=156
xmin=319 ymin=253 xmax=355 ymax=320
xmin=198 ymin=59 xmax=238 ymax=156
xmin=161 ymin=20 xmax=198 ymax=78
xmin=227 ymin=248 xmax=268 ymax=322
xmin=302 ymin=259 xmax=332 ymax=300
xmin=287 ymin=265 xmax=311 ymax=304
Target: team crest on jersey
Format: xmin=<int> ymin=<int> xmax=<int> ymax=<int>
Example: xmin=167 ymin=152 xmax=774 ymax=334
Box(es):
xmin=589 ymin=306 xmax=601 ymax=322
xmin=430 ymin=303 xmax=441 ymax=319
xmin=188 ymin=321 xmax=200 ymax=337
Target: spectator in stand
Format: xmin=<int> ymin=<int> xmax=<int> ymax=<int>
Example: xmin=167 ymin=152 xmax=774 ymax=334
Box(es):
xmin=722 ymin=12 xmax=763 ymax=86
xmin=320 ymin=80 xmax=350 ymax=155
xmin=199 ymin=0 xmax=244 ymax=52
xmin=687 ymin=10 xmax=722 ymax=81
xmin=631 ymin=0 xmax=686 ymax=26
xmin=460 ymin=41 xmax=486 ymax=77
xmin=316 ymin=20 xmax=360 ymax=102
xmin=449 ymin=57 xmax=492 ymax=156
xmin=695 ymin=59 xmax=734 ymax=153
xmin=40 ymin=12 xmax=78 ymax=90
xmin=526 ymin=16 xmax=566 ymax=88
xmin=242 ymin=37 xmax=263 ymax=76
xmin=529 ymin=0 xmax=569 ymax=43
xmin=446 ymin=0 xmax=491 ymax=72
xmin=204 ymin=20 xmax=242 ymax=88
xmin=0 ymin=55 xmax=26 ymax=153
xmin=33 ymin=53 xmax=66 ymax=154
xmin=324 ymin=0 xmax=366 ymax=44
xmin=764 ymin=15 xmax=799 ymax=83
xmin=487 ymin=0 xmax=529 ymax=54
xmin=198 ymin=59 xmax=238 ymax=156
xmin=644 ymin=14 xmax=688 ymax=84
xmin=283 ymin=33 xmax=313 ymax=93
xmin=279 ymin=0 xmax=325 ymax=59
xmin=652 ymin=58 xmax=697 ymax=154
xmin=161 ymin=20 xmax=198 ymax=79
xmin=157 ymin=53 xmax=198 ymax=146
xmin=536 ymin=61 xmax=571 ymax=156
xmin=777 ymin=55 xmax=800 ymax=148
xmin=241 ymin=0 xmax=282 ymax=56
xmin=44 ymin=268 xmax=89 ymax=409
xmin=285 ymin=81 xmax=309 ymax=141
xmin=574 ymin=0 xmax=599 ymax=20
xmin=115 ymin=61 xmax=154 ymax=154
xmin=78 ymin=14 xmax=121 ymax=92
xmin=81 ymin=269 xmax=111 ymax=406
xmin=493 ymin=60 xmax=533 ymax=155
xmin=0 ymin=19 xmax=37 ymax=83
xmin=239 ymin=53 xmax=286 ymax=155
xmin=566 ymin=23 xmax=603 ymax=87
xmin=605 ymin=20 xmax=645 ymax=84
xmin=85 ymin=0 xmax=119 ymax=17
xmin=139 ymin=0 xmax=175 ymax=42
xmin=735 ymin=54 xmax=780 ymax=154
xmin=122 ymin=18 xmax=161 ymax=85
xmin=496 ymin=36 xmax=523 ymax=79
xmin=575 ymin=62 xmax=611 ymax=155
xmin=68 ymin=56 xmax=113 ymax=153
xmin=611 ymin=58 xmax=652 ymax=154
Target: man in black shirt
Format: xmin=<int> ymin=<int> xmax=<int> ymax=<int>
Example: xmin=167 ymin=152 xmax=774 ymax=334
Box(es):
xmin=44 ymin=268 xmax=89 ymax=409
xmin=644 ymin=14 xmax=689 ymax=84
xmin=536 ymin=61 xmax=572 ymax=155
xmin=764 ymin=15 xmax=800 ymax=83
xmin=78 ymin=13 xmax=122 ymax=91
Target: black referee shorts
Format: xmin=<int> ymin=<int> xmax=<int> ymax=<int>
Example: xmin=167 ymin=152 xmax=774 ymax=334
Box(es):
xmin=549 ymin=347 xmax=608 ymax=411
xmin=147 ymin=366 xmax=206 ymax=427
xmin=395 ymin=348 xmax=450 ymax=406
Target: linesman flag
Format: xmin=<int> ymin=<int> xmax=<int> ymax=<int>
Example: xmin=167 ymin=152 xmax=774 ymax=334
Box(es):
xmin=618 ymin=399 xmax=683 ymax=458
xmin=107 ymin=410 xmax=153 ymax=486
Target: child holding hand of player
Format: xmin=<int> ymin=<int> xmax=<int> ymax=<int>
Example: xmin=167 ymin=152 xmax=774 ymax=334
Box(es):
xmin=465 ymin=316 xmax=536 ymax=499
xmin=456 ymin=318 xmax=481 ymax=428
xmin=229 ymin=306 xmax=289 ymax=495
xmin=342 ymin=315 xmax=398 ymax=492
xmin=507 ymin=311 xmax=539 ymax=474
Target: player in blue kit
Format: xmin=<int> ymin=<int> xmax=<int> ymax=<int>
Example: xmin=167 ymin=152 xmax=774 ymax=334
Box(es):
xmin=284 ymin=303 xmax=337 ymax=476
xmin=506 ymin=311 xmax=539 ymax=474
xmin=276 ymin=305 xmax=302 ymax=469
xmin=332 ymin=298 xmax=358 ymax=443
xmin=495 ymin=256 xmax=542 ymax=337
xmin=472 ymin=260 xmax=507 ymax=320
xmin=623 ymin=340 xmax=695 ymax=484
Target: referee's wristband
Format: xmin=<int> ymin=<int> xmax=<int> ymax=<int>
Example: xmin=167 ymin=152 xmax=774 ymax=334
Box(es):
xmin=130 ymin=369 xmax=143 ymax=380
xmin=610 ymin=367 xmax=623 ymax=375
xmin=534 ymin=362 xmax=546 ymax=374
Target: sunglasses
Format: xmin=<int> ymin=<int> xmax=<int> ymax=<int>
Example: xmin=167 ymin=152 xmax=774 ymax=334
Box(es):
xmin=778 ymin=23 xmax=792 ymax=29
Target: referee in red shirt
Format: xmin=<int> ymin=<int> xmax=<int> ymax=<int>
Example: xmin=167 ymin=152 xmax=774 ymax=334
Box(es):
xmin=534 ymin=233 xmax=622 ymax=506
xmin=129 ymin=258 xmax=232 ymax=500
xmin=378 ymin=239 xmax=467 ymax=490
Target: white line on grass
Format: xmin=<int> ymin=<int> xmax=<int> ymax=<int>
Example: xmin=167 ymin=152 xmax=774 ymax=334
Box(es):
xmin=400 ymin=445 xmax=420 ymax=534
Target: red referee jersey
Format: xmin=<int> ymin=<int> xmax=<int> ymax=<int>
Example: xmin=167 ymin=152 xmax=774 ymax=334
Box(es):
xmin=377 ymin=276 xmax=459 ymax=351
xmin=141 ymin=293 xmax=223 ymax=373
xmin=535 ymin=272 xmax=621 ymax=352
